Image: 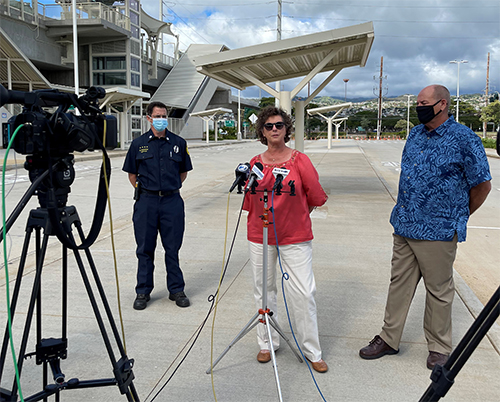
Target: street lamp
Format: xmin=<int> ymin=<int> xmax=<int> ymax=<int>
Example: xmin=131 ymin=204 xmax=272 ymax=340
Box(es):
xmin=343 ymin=78 xmax=349 ymax=135
xmin=449 ymin=60 xmax=468 ymax=123
xmin=406 ymin=94 xmax=412 ymax=137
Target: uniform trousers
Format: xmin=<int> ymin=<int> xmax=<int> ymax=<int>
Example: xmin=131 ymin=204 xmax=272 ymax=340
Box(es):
xmin=133 ymin=192 xmax=185 ymax=295
xmin=380 ymin=234 xmax=458 ymax=355
xmin=249 ymin=240 xmax=322 ymax=362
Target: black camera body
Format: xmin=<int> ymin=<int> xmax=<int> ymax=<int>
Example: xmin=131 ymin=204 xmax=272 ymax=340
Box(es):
xmin=1 ymin=85 xmax=117 ymax=155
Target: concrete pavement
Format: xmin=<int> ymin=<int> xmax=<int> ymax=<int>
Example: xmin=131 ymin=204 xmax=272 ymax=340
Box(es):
xmin=0 ymin=139 xmax=499 ymax=402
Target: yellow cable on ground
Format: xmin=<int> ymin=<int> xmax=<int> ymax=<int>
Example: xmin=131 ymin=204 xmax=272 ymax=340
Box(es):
xmin=2 ymin=124 xmax=25 ymax=402
xmin=100 ymin=121 xmax=128 ymax=353
xmin=210 ymin=191 xmax=232 ymax=402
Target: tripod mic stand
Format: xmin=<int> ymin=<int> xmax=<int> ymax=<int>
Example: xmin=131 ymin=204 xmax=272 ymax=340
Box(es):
xmin=206 ymin=189 xmax=302 ymax=401
xmin=0 ymin=173 xmax=138 ymax=401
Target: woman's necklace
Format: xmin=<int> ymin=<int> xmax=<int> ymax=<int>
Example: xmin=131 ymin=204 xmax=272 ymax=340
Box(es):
xmin=268 ymin=147 xmax=289 ymax=163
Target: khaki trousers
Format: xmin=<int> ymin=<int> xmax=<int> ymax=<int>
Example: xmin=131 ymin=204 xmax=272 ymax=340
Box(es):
xmin=249 ymin=241 xmax=322 ymax=362
xmin=380 ymin=234 xmax=458 ymax=354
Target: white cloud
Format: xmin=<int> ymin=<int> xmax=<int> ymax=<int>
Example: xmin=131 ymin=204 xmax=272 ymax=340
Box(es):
xmin=154 ymin=0 xmax=499 ymax=100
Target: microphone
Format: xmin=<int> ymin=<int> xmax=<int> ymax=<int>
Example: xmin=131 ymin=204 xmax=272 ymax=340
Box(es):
xmin=245 ymin=162 xmax=264 ymax=192
xmin=229 ymin=163 xmax=250 ymax=193
xmin=272 ymin=167 xmax=290 ymax=194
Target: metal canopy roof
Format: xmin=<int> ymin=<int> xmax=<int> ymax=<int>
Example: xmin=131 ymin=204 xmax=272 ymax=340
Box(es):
xmin=190 ymin=107 xmax=232 ymax=118
xmin=307 ymin=102 xmax=353 ymax=116
xmin=141 ymin=6 xmax=175 ymax=38
xmin=99 ymin=86 xmax=150 ymax=109
xmin=194 ymin=22 xmax=374 ymax=91
xmin=0 ymin=27 xmax=52 ymax=92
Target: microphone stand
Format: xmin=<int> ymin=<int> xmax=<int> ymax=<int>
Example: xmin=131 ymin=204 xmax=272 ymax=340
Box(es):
xmin=206 ymin=188 xmax=302 ymax=401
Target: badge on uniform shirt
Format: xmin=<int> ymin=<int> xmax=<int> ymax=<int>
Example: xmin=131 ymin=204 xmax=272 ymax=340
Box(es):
xmin=173 ymin=145 xmax=179 ymax=153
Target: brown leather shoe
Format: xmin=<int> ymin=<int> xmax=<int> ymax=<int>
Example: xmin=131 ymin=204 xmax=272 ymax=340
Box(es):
xmin=359 ymin=335 xmax=399 ymax=359
xmin=306 ymin=357 xmax=328 ymax=373
xmin=427 ymin=351 xmax=448 ymax=370
xmin=257 ymin=350 xmax=271 ymax=363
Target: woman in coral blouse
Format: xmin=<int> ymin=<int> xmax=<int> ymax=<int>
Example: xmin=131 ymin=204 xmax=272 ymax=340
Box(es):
xmin=243 ymin=106 xmax=328 ymax=373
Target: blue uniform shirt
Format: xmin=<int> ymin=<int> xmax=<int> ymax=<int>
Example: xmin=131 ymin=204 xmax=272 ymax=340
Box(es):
xmin=122 ymin=129 xmax=193 ymax=192
xmin=390 ymin=115 xmax=491 ymax=242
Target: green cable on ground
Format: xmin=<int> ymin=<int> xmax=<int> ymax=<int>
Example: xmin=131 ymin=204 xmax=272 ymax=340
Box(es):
xmin=2 ymin=125 xmax=25 ymax=402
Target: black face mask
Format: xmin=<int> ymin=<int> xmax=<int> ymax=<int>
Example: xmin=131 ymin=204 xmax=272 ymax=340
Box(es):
xmin=416 ymin=99 xmax=442 ymax=125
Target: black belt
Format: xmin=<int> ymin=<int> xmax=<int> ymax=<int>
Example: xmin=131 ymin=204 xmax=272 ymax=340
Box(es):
xmin=140 ymin=188 xmax=179 ymax=197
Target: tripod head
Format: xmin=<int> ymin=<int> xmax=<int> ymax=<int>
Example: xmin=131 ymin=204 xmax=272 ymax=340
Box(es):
xmin=25 ymin=154 xmax=75 ymax=209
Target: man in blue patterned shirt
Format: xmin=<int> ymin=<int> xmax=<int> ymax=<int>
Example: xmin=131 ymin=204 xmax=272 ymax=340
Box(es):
xmin=359 ymin=85 xmax=492 ymax=370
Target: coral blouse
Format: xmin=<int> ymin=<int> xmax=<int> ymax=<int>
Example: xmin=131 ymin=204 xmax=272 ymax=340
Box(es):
xmin=243 ymin=149 xmax=328 ymax=245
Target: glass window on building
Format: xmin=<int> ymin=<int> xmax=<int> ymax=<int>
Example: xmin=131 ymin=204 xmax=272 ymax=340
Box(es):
xmin=130 ymin=11 xmax=139 ymax=25
xmin=131 ymin=57 xmax=140 ymax=72
xmin=93 ymin=56 xmax=126 ymax=70
xmin=93 ymin=72 xmax=127 ymax=86
xmin=131 ymin=26 xmax=139 ymax=39
xmin=131 ymin=73 xmax=140 ymax=87
xmin=130 ymin=0 xmax=139 ymax=11
xmin=132 ymin=118 xmax=141 ymax=130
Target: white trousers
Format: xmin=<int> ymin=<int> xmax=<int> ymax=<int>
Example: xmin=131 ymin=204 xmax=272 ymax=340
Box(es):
xmin=249 ymin=240 xmax=322 ymax=362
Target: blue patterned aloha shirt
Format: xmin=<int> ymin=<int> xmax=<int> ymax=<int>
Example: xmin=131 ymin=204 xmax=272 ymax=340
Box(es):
xmin=390 ymin=115 xmax=491 ymax=242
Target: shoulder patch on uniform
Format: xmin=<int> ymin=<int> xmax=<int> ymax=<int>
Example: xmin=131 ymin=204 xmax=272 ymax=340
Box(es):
xmin=186 ymin=145 xmax=190 ymax=155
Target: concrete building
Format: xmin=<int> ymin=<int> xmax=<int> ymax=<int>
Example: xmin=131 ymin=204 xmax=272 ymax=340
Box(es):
xmin=0 ymin=0 xmax=258 ymax=148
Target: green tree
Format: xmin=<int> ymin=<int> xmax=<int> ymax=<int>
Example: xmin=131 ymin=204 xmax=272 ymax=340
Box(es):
xmin=480 ymin=100 xmax=500 ymax=127
xmin=360 ymin=117 xmax=371 ymax=131
xmin=350 ymin=110 xmax=377 ymax=130
xmin=259 ymin=97 xmax=275 ymax=108
xmin=394 ymin=119 xmax=414 ymax=131
xmin=453 ymin=101 xmax=481 ymax=129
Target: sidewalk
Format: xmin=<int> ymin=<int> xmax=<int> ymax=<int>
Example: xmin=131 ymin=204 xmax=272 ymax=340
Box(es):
xmin=0 ymin=139 xmax=499 ymax=402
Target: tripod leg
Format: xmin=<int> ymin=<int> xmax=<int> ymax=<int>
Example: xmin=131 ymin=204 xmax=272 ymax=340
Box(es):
xmin=265 ymin=313 xmax=283 ymax=402
xmin=268 ymin=315 xmax=303 ymax=363
xmin=0 ymin=226 xmax=34 ymax=381
xmin=206 ymin=311 xmax=261 ymax=374
xmin=70 ymin=221 xmax=138 ymax=400
xmin=10 ymin=229 xmax=51 ymax=399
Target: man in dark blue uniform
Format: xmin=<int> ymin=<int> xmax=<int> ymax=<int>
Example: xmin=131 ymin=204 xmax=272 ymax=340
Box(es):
xmin=123 ymin=101 xmax=193 ymax=310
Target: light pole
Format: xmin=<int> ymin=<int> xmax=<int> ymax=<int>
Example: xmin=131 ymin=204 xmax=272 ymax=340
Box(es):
xmin=343 ymin=78 xmax=349 ymax=135
xmin=406 ymin=94 xmax=412 ymax=138
xmin=449 ymin=60 xmax=468 ymax=123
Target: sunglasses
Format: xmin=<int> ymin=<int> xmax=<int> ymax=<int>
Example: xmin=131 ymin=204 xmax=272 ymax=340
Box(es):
xmin=263 ymin=122 xmax=285 ymax=131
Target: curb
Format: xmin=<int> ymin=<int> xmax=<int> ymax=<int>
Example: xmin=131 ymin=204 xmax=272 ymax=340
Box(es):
xmin=454 ymin=270 xmax=500 ymax=354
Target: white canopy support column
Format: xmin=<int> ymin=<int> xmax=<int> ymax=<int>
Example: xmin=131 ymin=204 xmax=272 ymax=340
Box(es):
xmin=308 ymin=103 xmax=352 ymax=149
xmin=294 ymin=100 xmax=305 ymax=152
xmin=332 ymin=118 xmax=347 ymax=141
xmin=190 ymin=107 xmax=232 ymax=143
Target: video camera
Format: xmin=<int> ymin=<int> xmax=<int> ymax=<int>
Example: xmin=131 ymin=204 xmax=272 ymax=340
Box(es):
xmin=0 ymin=84 xmax=117 ymax=249
xmin=1 ymin=84 xmax=117 ymax=155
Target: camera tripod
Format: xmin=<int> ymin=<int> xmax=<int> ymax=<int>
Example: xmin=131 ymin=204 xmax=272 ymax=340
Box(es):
xmin=419 ymin=285 xmax=500 ymax=401
xmin=0 ymin=161 xmax=138 ymax=401
xmin=206 ymin=189 xmax=302 ymax=402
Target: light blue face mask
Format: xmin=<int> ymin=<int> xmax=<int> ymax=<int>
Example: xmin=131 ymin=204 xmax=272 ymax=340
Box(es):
xmin=152 ymin=118 xmax=168 ymax=131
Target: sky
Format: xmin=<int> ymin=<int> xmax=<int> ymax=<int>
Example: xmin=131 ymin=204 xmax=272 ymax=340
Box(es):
xmin=140 ymin=0 xmax=500 ymax=101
